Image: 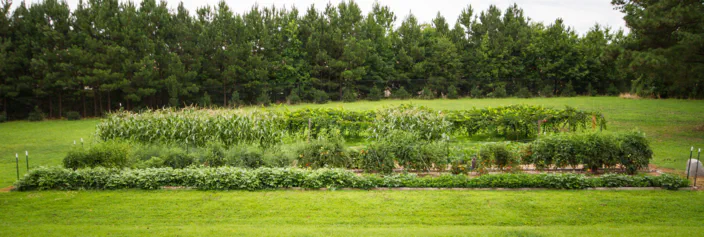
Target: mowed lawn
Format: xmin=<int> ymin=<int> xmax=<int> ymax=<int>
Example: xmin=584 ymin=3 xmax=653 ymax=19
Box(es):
xmin=1 ymin=97 xmax=704 ymax=187
xmin=1 ymin=97 xmax=704 ymax=236
xmin=0 ymin=190 xmax=703 ymax=236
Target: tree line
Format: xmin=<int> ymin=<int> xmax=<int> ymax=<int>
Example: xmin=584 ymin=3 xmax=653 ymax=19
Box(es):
xmin=0 ymin=0 xmax=702 ymax=119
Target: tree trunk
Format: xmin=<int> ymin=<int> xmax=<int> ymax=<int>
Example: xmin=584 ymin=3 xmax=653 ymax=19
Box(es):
xmin=107 ymin=90 xmax=111 ymax=112
xmin=58 ymin=92 xmax=63 ymax=118
xmin=223 ymin=85 xmax=227 ymax=107
xmin=82 ymin=83 xmax=87 ymax=118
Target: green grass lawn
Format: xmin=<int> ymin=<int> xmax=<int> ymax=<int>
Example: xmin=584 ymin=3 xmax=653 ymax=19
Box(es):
xmin=1 ymin=97 xmax=703 ymax=187
xmin=1 ymin=97 xmax=703 ymax=236
xmin=0 ymin=190 xmax=702 ymax=236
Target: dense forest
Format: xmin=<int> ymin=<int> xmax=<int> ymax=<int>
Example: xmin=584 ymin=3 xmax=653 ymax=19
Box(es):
xmin=0 ymin=0 xmax=702 ymax=119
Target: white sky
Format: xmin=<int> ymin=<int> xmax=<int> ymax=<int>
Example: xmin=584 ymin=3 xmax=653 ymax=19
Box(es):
xmin=16 ymin=0 xmax=627 ymax=35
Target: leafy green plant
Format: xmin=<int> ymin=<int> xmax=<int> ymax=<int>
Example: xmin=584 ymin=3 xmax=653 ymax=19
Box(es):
xmin=561 ymin=80 xmax=577 ymax=97
xmin=342 ymin=88 xmax=357 ymax=102
xmin=28 ymin=106 xmax=45 ymax=122
xmin=256 ymin=90 xmax=271 ymax=106
xmin=0 ymin=112 xmax=6 ymax=123
xmin=367 ymin=86 xmax=383 ymax=101
xmin=393 ymin=86 xmax=411 ymax=99
xmin=515 ymin=87 xmax=532 ymax=98
xmin=477 ymin=143 xmax=519 ymax=173
xmin=607 ymin=83 xmax=620 ymax=96
xmin=66 ymin=111 xmax=81 ymax=121
xmin=470 ymin=86 xmax=483 ymax=98
xmin=296 ymin=129 xmax=351 ymax=169
xmin=63 ymin=141 xmax=131 ymax=169
xmin=312 ymin=89 xmax=329 ymax=104
xmin=15 ymin=167 xmax=688 ymax=191
xmin=420 ymin=87 xmax=435 ymax=100
xmin=446 ymin=85 xmax=459 ymax=99
xmin=540 ymin=85 xmax=554 ymax=97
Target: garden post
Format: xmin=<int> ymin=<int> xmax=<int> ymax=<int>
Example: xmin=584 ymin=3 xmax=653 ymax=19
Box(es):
xmin=15 ymin=153 xmax=19 ymax=180
xmin=81 ymin=138 xmax=84 ymax=148
xmin=695 ymin=148 xmax=701 ymax=187
xmin=307 ymin=118 xmax=311 ymax=143
xmin=25 ymin=151 xmax=29 ymax=171
xmin=687 ymin=146 xmax=693 ymax=179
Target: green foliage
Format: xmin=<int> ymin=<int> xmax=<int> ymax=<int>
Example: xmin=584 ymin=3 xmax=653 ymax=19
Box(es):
xmin=256 ymin=90 xmax=271 ymax=106
xmin=489 ymin=85 xmax=507 ymax=98
xmin=586 ymin=83 xmax=596 ymax=96
xmin=286 ymin=92 xmax=301 ymax=105
xmin=230 ymin=91 xmax=243 ymax=107
xmin=446 ymin=85 xmax=459 ymax=99
xmin=393 ymin=87 xmax=411 ymax=99
xmin=420 ymin=87 xmax=435 ymax=100
xmin=0 ymin=112 xmax=6 ymax=123
xmin=96 ymin=109 xmax=284 ymax=148
xmin=63 ymin=141 xmax=131 ymax=169
xmin=226 ymin=146 xmax=265 ymax=168
xmin=342 ymin=89 xmax=357 ymax=102
xmin=312 ymin=89 xmax=329 ymax=104
xmin=367 ymin=86 xmax=383 ymax=101
xmin=607 ymin=83 xmax=620 ymax=96
xmin=515 ymin=87 xmax=532 ymax=98
xmin=200 ymin=92 xmax=212 ymax=107
xmin=66 ymin=111 xmax=81 ymax=120
xmin=477 ymin=143 xmax=519 ymax=173
xmin=28 ymin=106 xmax=45 ymax=122
xmin=540 ymin=85 xmax=554 ymax=97
xmin=529 ymin=132 xmax=651 ymax=173
xmin=561 ymin=81 xmax=577 ymax=97
xmin=371 ymin=105 xmax=453 ymax=141
xmin=470 ymin=86 xmax=483 ymax=98
xmin=295 ymin=130 xmax=351 ymax=169
xmin=14 ymin=167 xmax=688 ymax=191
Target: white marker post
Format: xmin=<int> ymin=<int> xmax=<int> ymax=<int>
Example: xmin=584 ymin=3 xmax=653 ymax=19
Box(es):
xmin=25 ymin=151 xmax=29 ymax=171
xmin=81 ymin=138 xmax=84 ymax=148
xmin=15 ymin=153 xmax=19 ymax=180
xmin=688 ymin=146 xmax=694 ymax=179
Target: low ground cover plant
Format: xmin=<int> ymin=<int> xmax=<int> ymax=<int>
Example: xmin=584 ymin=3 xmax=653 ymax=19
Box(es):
xmin=14 ymin=166 xmax=688 ymax=191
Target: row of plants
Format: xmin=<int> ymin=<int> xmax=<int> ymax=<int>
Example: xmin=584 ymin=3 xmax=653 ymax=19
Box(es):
xmin=96 ymin=105 xmax=606 ymax=146
xmin=14 ymin=166 xmax=688 ymax=191
xmin=475 ymin=131 xmax=653 ymax=174
xmin=75 ymin=130 xmax=652 ymax=176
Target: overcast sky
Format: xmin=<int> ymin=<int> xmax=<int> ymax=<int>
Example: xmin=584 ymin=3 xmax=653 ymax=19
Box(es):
xmin=16 ymin=0 xmax=627 ymax=35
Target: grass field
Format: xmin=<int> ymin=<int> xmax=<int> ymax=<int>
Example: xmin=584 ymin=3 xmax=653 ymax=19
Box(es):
xmin=1 ymin=97 xmax=703 ymax=236
xmin=1 ymin=190 xmax=703 ymax=236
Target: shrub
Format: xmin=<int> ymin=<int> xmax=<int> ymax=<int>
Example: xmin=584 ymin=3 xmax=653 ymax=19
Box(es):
xmin=393 ymin=86 xmax=411 ymax=99
xmin=313 ymin=89 xmax=330 ymax=104
xmin=470 ymin=86 xmax=482 ymax=98
xmin=367 ymin=86 xmax=383 ymax=101
xmin=607 ymin=83 xmax=620 ymax=96
xmin=256 ymin=90 xmax=271 ymax=106
xmin=360 ymin=143 xmax=395 ymax=174
xmin=296 ymin=129 xmax=351 ymax=169
xmin=540 ymin=85 xmax=554 ymax=97
xmin=28 ymin=106 xmax=44 ymax=121
xmin=477 ymin=143 xmax=519 ymax=173
xmin=0 ymin=112 xmax=6 ymax=123
xmin=515 ymin=87 xmax=532 ymax=98
xmin=66 ymin=111 xmax=81 ymax=120
xmin=561 ymin=80 xmax=577 ymax=97
xmin=489 ymin=85 xmax=507 ymax=98
xmin=586 ymin=83 xmax=596 ymax=96
xmin=63 ymin=141 xmax=131 ymax=169
xmin=200 ymin=92 xmax=212 ymax=107
xmin=262 ymin=149 xmax=295 ymax=168
xmin=618 ymin=131 xmax=652 ymax=175
xmin=446 ymin=85 xmax=459 ymax=99
xmin=226 ymin=146 xmax=265 ymax=168
xmin=14 ymin=167 xmax=689 ymax=191
xmin=201 ymin=142 xmax=226 ymax=167
xmin=420 ymin=87 xmax=435 ymax=100
xmin=287 ymin=91 xmax=302 ymax=105
xmin=342 ymin=88 xmax=357 ymax=102
xmin=230 ymin=90 xmax=243 ymax=107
